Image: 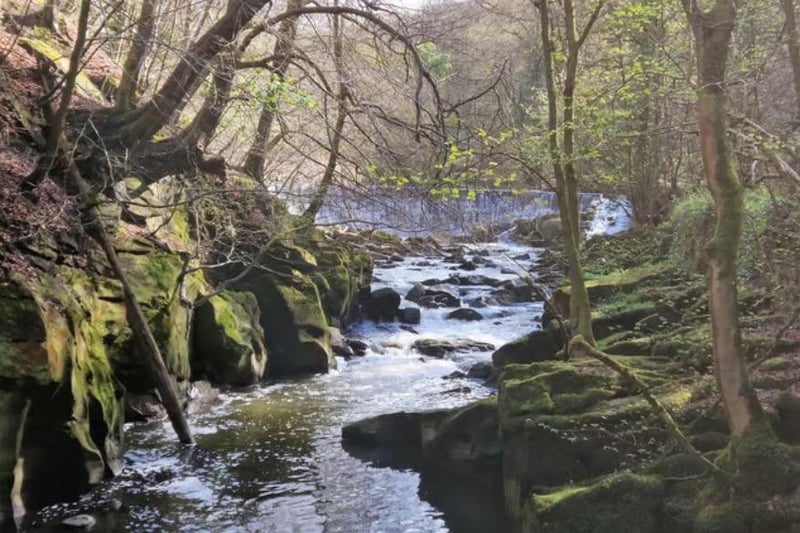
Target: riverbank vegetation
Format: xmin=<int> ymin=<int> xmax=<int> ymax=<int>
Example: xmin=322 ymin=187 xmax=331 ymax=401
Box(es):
xmin=1 ymin=0 xmax=800 ymax=530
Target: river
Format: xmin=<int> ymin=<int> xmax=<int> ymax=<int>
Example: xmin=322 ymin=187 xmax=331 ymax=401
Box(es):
xmin=28 ymin=239 xmax=546 ymax=533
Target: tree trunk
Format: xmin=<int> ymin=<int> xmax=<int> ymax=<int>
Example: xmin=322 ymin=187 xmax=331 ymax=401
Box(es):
xmin=180 ymin=47 xmax=237 ymax=147
xmin=781 ymin=0 xmax=800 ymax=119
xmin=242 ymin=0 xmax=305 ymax=180
xmin=115 ymin=0 xmax=157 ymax=112
xmin=303 ymin=6 xmax=346 ymax=222
xmin=21 ymin=0 xmax=90 ymax=193
xmin=685 ymin=0 xmax=761 ymax=437
xmin=536 ymin=0 xmax=596 ymax=344
xmin=119 ymin=0 xmax=270 ymax=144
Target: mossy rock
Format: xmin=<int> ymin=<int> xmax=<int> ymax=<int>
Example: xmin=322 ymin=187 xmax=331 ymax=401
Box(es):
xmin=550 ymin=263 xmax=670 ymax=318
xmin=0 ymin=270 xmax=127 ymax=512
xmin=313 ymin=249 xmax=373 ymax=327
xmin=492 ymin=327 xmax=564 ymax=367
xmin=651 ymin=325 xmax=712 ymax=369
xmin=0 ymin=282 xmax=53 ymax=383
xmin=522 ymin=473 xmax=665 ymax=533
xmin=420 ymin=397 xmax=501 ymax=479
xmin=114 ymin=249 xmax=200 ymax=389
xmin=19 ymin=33 xmax=106 ymax=103
xmin=499 ymin=360 xmax=691 ymax=519
xmin=498 ymin=361 xmax=623 ymax=426
xmin=193 ymin=291 xmax=267 ymax=386
xmin=237 ymin=271 xmax=334 ymax=375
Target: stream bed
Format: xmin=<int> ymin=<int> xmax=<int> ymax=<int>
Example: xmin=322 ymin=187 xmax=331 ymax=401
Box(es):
xmin=29 ymin=241 xmax=544 ymax=533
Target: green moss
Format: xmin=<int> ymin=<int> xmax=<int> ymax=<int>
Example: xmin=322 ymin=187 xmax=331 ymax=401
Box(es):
xmin=524 ymin=473 xmax=665 ymax=533
xmin=651 ymin=326 xmax=712 ymax=368
xmin=552 ymin=263 xmax=670 ymax=316
xmin=760 ymin=356 xmax=790 ymax=371
xmin=193 ymin=291 xmax=267 ymax=386
xmin=715 ymin=420 xmax=798 ymax=497
xmin=19 ymin=35 xmax=106 ymax=102
xmin=252 ymin=271 xmax=333 ymax=375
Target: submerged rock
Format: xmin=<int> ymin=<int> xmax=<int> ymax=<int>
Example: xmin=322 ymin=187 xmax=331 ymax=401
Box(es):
xmin=446 ymin=308 xmax=484 ymax=321
xmin=397 ymin=307 xmax=421 ymax=325
xmin=61 ymin=514 xmax=97 ymax=530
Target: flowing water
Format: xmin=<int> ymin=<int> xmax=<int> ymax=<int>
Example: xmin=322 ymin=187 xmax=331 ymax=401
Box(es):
xmin=29 ymin=242 xmax=543 ymax=533
xmin=27 ymin=197 xmax=631 ymax=533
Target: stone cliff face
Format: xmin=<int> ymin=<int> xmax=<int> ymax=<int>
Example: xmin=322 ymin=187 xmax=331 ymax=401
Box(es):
xmin=0 ymin=183 xmax=373 ymax=522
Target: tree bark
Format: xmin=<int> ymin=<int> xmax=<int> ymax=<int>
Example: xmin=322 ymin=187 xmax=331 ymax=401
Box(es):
xmin=115 ymin=0 xmax=157 ymax=112
xmin=781 ymin=0 xmax=800 ymax=119
xmin=242 ymin=0 xmax=305 ymax=181
xmin=536 ymin=0 xmax=596 ymax=344
xmin=180 ymin=47 xmax=237 ymax=147
xmin=119 ymin=0 xmax=270 ymax=144
xmin=684 ymin=0 xmax=761 ymax=437
xmin=21 ymin=0 xmax=90 ymax=193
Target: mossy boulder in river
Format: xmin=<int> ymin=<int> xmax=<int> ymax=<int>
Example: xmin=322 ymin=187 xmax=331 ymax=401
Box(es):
xmin=193 ymin=291 xmax=267 ymax=386
xmin=233 ymin=270 xmax=334 ymax=375
xmin=0 ymin=236 xmax=206 ymax=520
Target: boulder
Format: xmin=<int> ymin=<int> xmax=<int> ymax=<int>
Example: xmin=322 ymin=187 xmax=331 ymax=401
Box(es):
xmin=492 ymin=322 xmax=565 ymax=366
xmin=124 ymin=393 xmax=166 ymax=422
xmin=362 ymin=287 xmax=401 ymax=322
xmin=420 ymin=398 xmax=501 ymax=479
xmin=342 ymin=411 xmax=425 ymax=448
xmin=405 ymin=282 xmax=427 ymax=302
xmin=490 ymin=279 xmax=534 ymax=304
xmin=458 ymin=259 xmax=478 ymax=271
xmin=467 ymin=362 xmax=494 ymax=380
xmin=413 ymin=338 xmax=496 ymax=358
xmin=446 ymin=308 xmax=484 ymax=321
xmin=523 ymin=474 xmax=664 ymax=533
xmin=342 ymin=399 xmax=501 ymax=481
xmin=397 ymin=307 xmax=421 ymax=325
xmin=416 ymin=289 xmax=460 ymax=309
xmin=235 ymin=272 xmax=334 ymax=376
xmin=450 ymin=275 xmax=503 ymax=287
xmin=330 ymin=327 xmax=354 ymax=359
xmin=192 ymin=291 xmax=267 ymax=386
xmin=539 ymin=216 xmax=563 ymax=240
xmin=467 ymin=295 xmax=491 ymax=308
xmin=347 ymin=339 xmax=369 ymax=356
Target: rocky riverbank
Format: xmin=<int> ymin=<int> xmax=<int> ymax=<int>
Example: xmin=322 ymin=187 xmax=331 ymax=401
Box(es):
xmin=0 ymin=179 xmax=385 ymax=525
xmin=342 ymin=220 xmax=800 ymax=533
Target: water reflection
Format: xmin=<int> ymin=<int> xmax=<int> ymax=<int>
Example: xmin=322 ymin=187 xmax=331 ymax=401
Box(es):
xmin=28 ymin=243 xmax=544 ymax=533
